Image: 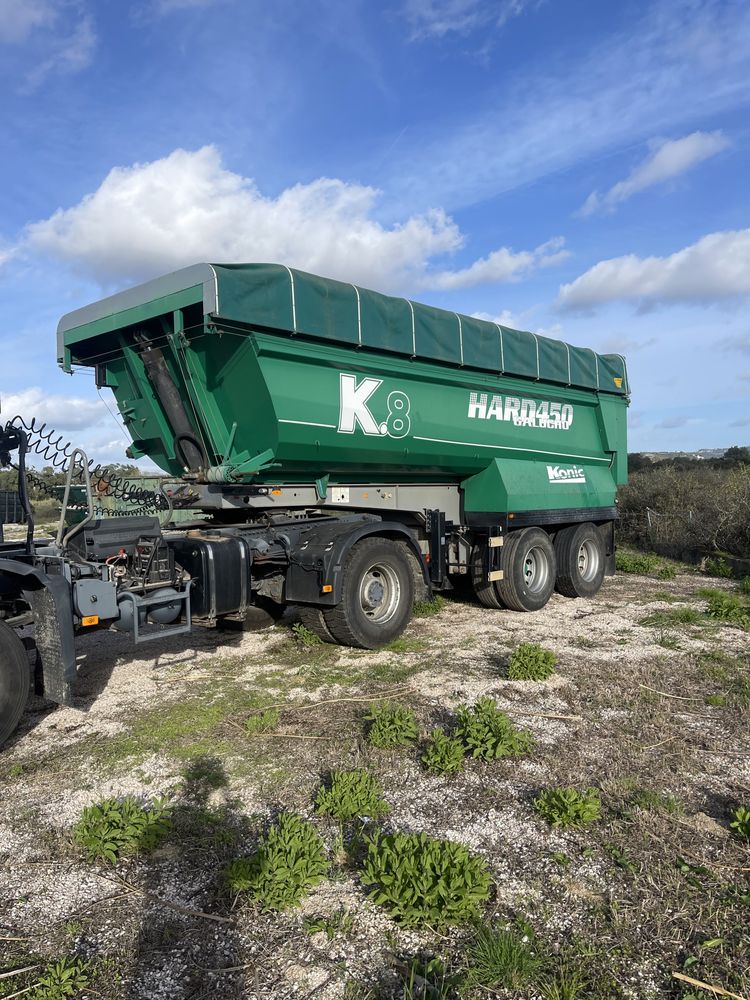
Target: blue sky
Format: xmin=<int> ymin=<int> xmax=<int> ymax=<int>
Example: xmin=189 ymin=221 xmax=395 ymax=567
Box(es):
xmin=1 ymin=0 xmax=749 ymax=464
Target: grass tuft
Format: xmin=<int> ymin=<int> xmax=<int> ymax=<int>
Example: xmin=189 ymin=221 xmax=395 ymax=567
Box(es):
xmin=462 ymin=924 xmax=541 ymax=990
xmin=412 ymin=596 xmax=446 ymax=618
xmin=244 ymin=708 xmax=281 ymax=737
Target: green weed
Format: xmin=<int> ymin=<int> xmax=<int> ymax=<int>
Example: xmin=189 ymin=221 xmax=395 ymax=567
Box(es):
xmin=225 ymin=813 xmax=328 ymax=910
xmin=421 ymin=729 xmax=465 ymax=775
xmin=739 ymin=576 xmax=750 ymax=595
xmin=539 ymin=962 xmax=588 ymax=1000
xmin=630 ymin=787 xmax=683 ymax=815
xmin=361 ymin=829 xmax=490 ymax=927
xmin=616 ymin=550 xmax=659 ymax=574
xmin=315 ymin=769 xmax=389 ymax=821
xmin=364 ymin=702 xmax=418 ymax=749
xmin=32 ymin=957 xmax=91 ymax=1000
xmin=705 ymin=556 xmax=733 ymax=578
xmin=412 ymin=596 xmax=446 ymax=617
xmin=304 ymin=908 xmax=355 ymax=939
xmin=705 ymin=591 xmax=750 ymax=630
xmin=462 ymin=924 xmax=541 ymax=991
xmin=507 ymin=642 xmax=557 ymax=681
xmin=73 ymin=797 xmax=171 ymax=863
xmin=382 ymin=637 xmax=427 ymax=653
xmin=244 ymin=708 xmax=281 ymax=737
xmin=399 ymin=957 xmax=455 ymax=1000
xmin=639 ymin=607 xmax=704 ymax=627
xmin=454 ymin=697 xmax=534 ymax=761
xmin=533 ymin=786 xmax=602 ymax=829
xmin=729 ymin=805 xmax=750 ymax=841
xmin=291 ymin=622 xmax=323 ymax=646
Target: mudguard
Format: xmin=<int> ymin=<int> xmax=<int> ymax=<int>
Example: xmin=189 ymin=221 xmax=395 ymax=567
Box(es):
xmin=283 ymin=516 xmax=429 ymax=606
xmin=0 ymin=560 xmax=76 ymax=705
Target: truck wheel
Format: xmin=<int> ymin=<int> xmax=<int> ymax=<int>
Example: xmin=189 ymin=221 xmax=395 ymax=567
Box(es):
xmin=471 ymin=544 xmax=503 ymax=609
xmin=0 ymin=621 xmax=30 ymax=747
xmin=554 ymin=523 xmax=605 ymax=598
xmin=494 ymin=527 xmax=556 ymax=612
xmin=297 ymin=606 xmax=337 ymax=643
xmin=322 ymin=537 xmax=414 ymax=648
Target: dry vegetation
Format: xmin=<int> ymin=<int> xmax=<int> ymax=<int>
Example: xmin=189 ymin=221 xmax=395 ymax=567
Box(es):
xmin=1 ymin=557 xmax=749 ymax=1000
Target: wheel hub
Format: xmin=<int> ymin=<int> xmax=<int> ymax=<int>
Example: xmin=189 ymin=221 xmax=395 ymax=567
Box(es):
xmin=522 ymin=545 xmax=550 ymax=594
xmin=358 ymin=563 xmax=400 ymax=624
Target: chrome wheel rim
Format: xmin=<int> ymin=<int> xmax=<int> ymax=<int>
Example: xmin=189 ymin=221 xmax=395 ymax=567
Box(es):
xmin=522 ymin=545 xmax=550 ymax=594
xmin=359 ymin=562 xmax=401 ymax=624
xmin=577 ymin=539 xmax=600 ymax=583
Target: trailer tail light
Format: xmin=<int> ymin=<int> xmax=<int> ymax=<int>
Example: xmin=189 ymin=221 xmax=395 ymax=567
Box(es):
xmin=321 ymin=584 xmax=333 ymax=593
xmin=81 ymin=615 xmax=99 ymax=626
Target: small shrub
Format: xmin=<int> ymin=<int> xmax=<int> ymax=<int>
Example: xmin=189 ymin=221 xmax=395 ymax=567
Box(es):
xmin=361 ymin=830 xmax=490 ymax=927
xmin=507 ymin=642 xmax=557 ymax=681
xmin=705 ymin=556 xmax=733 ymax=578
xmin=533 ymin=787 xmax=602 ymax=829
xmin=729 ymin=805 xmax=750 ymax=841
xmin=33 ymin=957 xmax=91 ymax=1000
xmin=656 ymin=564 xmax=677 ymax=580
xmin=245 ymin=708 xmax=281 ymax=737
xmin=315 ymin=769 xmax=389 ymax=821
xmin=73 ymin=796 xmax=171 ymax=863
xmin=412 ymin=596 xmax=446 ymax=617
xmin=291 ymin=622 xmax=322 ymax=646
xmin=454 ymin=697 xmax=533 ymax=761
xmin=705 ymin=592 xmax=750 ymax=630
xmin=421 ymin=729 xmax=465 ymax=775
xmin=225 ymin=812 xmax=328 ymax=910
xmin=616 ymin=550 xmax=658 ymax=574
xmin=462 ymin=924 xmax=541 ymax=990
xmin=365 ymin=702 xmax=418 ymax=749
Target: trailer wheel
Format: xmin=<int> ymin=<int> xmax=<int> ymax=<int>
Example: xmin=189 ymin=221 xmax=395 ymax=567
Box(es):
xmin=471 ymin=544 xmax=503 ymax=609
xmin=0 ymin=621 xmax=30 ymax=747
xmin=494 ymin=527 xmax=556 ymax=612
xmin=322 ymin=537 xmax=414 ymax=648
xmin=554 ymin=523 xmax=605 ymax=598
xmin=297 ymin=606 xmax=337 ymax=643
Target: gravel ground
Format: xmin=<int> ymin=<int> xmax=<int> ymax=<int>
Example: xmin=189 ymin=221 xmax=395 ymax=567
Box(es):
xmin=1 ymin=565 xmax=749 ymax=1000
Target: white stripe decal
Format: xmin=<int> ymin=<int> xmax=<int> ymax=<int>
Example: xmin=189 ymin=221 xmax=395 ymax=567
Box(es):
xmin=565 ymin=343 xmax=571 ymax=385
xmin=413 ymin=434 xmax=609 ymax=463
xmin=279 ymin=419 xmax=337 ymax=429
xmin=455 ymin=313 xmax=464 ymax=365
xmin=207 ymin=264 xmax=220 ymax=314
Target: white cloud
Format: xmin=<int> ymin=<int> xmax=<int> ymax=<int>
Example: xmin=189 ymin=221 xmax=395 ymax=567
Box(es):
xmin=0 ymin=1 xmax=96 ymax=88
xmin=0 ymin=0 xmax=55 ymax=43
xmin=386 ymin=0 xmax=750 ymax=213
xmin=428 ymin=237 xmax=568 ymax=290
xmin=558 ymin=228 xmax=750 ymax=310
xmin=719 ymin=334 xmax=750 ymax=355
xmin=22 ymin=12 xmax=95 ymax=89
xmin=598 ymin=335 xmax=656 ymax=354
xmin=150 ymin=0 xmax=222 ymax=12
xmin=24 ymin=145 xmax=563 ymax=294
xmin=580 ymin=131 xmax=729 ymax=216
xmin=1 ymin=387 xmax=109 ymax=433
xmin=403 ymin=0 xmax=532 ymax=38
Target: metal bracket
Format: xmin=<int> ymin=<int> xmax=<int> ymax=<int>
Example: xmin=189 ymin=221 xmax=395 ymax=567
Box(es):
xmin=118 ymin=585 xmax=192 ymax=645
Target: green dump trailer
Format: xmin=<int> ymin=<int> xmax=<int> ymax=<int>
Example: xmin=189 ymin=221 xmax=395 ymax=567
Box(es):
xmin=0 ymin=263 xmax=628 ymax=745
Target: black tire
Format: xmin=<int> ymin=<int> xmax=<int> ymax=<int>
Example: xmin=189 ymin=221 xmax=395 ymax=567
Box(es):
xmin=0 ymin=620 xmax=30 ymax=747
xmin=322 ymin=537 xmax=414 ymax=648
xmin=554 ymin=522 xmax=605 ymax=598
xmin=297 ymin=606 xmax=337 ymax=643
xmin=470 ymin=544 xmax=504 ymax=609
xmin=494 ymin=527 xmax=556 ymax=612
